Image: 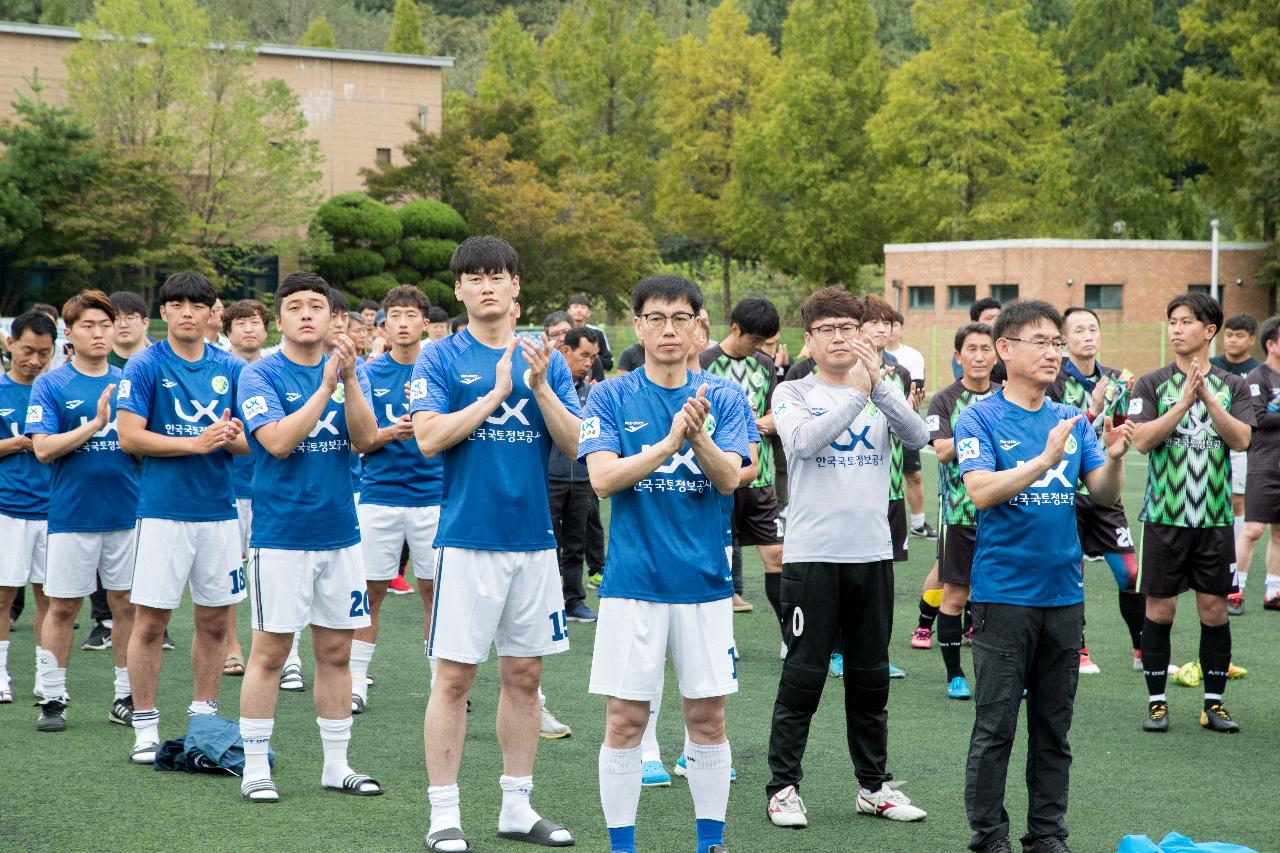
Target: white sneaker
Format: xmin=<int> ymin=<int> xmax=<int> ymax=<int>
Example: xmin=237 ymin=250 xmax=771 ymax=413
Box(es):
xmin=780 ymin=641 xmax=789 ymax=660
xmin=539 ymin=702 xmax=571 ymax=739
xmin=1078 ymin=649 xmax=1100 ymax=675
xmin=855 ymin=784 xmax=927 ymax=822
xmin=768 ymin=785 xmax=808 ymax=828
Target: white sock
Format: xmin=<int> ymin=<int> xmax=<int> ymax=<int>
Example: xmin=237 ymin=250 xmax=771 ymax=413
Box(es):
xmin=911 ymin=513 xmax=925 ymax=528
xmin=0 ymin=639 xmax=9 ymax=673
xmin=684 ymin=739 xmax=731 ymax=822
xmin=133 ymin=707 xmax=160 ymax=747
xmin=43 ymin=666 xmax=66 ymax=701
xmin=114 ymin=666 xmax=131 ymax=700
xmin=1267 ymin=573 xmax=1280 ymax=597
xmin=188 ymin=699 xmax=218 ymax=716
xmin=35 ymin=647 xmax=54 ymax=696
xmin=1238 ymin=571 xmax=1248 ymax=593
xmin=428 ymin=784 xmax=466 ymax=852
xmin=640 ymin=687 xmax=662 ymax=763
xmin=499 ymin=775 xmax=543 ymax=835
xmin=286 ymin=632 xmax=302 ymax=668
xmin=599 ymin=745 xmax=642 ymax=829
xmin=350 ymin=640 xmax=374 ymax=701
xmin=240 ymin=717 xmax=274 ymax=785
xmin=317 ymin=716 xmax=354 ymax=786
xmin=1149 ymin=693 xmax=1167 ymax=703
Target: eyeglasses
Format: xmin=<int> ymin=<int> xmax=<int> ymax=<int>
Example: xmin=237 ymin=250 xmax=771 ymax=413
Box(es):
xmin=1006 ymin=337 xmax=1069 ymax=354
xmin=806 ymin=322 xmax=860 ymax=339
xmin=639 ymin=312 xmax=695 ymax=330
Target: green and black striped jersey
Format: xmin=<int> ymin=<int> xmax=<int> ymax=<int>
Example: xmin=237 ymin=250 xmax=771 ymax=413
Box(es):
xmin=927 ymin=378 xmax=999 ymax=527
xmin=881 ymin=361 xmax=913 ymax=501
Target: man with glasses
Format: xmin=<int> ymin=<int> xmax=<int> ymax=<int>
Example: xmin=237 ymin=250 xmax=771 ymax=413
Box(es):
xmin=955 ymin=301 xmax=1132 ymax=853
xmin=108 ymin=292 xmax=153 ymax=369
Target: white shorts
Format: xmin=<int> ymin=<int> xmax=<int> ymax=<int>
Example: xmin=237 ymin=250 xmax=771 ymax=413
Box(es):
xmin=356 ymin=502 xmax=440 ymax=582
xmin=236 ymin=498 xmax=253 ymax=563
xmin=589 ymin=597 xmax=738 ymax=701
xmin=0 ymin=514 xmax=47 ymax=587
xmin=44 ymin=528 xmax=137 ymax=599
xmin=131 ymin=518 xmax=246 ymax=610
xmin=1231 ymin=450 xmax=1247 ymax=496
xmin=248 ymin=545 xmax=371 ymax=634
xmin=428 ymin=548 xmax=569 ymax=664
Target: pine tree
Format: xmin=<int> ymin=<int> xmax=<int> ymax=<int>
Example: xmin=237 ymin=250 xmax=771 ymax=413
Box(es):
xmin=386 ymin=0 xmax=426 ymax=55
xmin=299 ymin=14 xmax=337 ymax=49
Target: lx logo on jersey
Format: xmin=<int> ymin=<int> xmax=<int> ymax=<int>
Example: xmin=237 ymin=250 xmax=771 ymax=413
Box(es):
xmin=1019 ymin=459 xmax=1072 ymax=489
xmin=487 ymin=398 xmax=530 ymax=427
xmin=77 ymin=415 xmax=118 ymax=438
xmin=831 ymin=425 xmax=875 ymax=452
xmin=308 ymin=411 xmax=340 ymax=438
xmin=174 ymin=398 xmax=222 ymax=423
xmin=648 ymin=445 xmax=702 ymax=476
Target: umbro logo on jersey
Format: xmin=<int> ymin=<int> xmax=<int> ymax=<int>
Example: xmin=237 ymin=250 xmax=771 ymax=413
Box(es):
xmin=65 ymin=400 xmax=84 ymax=410
xmin=624 ymin=421 xmax=648 ymax=432
xmin=374 ymin=388 xmax=391 ymax=397
xmin=285 ymin=392 xmax=302 ymax=403
xmin=161 ymin=379 xmax=178 ymax=389
xmin=0 ymin=408 xmax=13 ymax=417
xmin=460 ymin=374 xmax=482 ymax=385
xmin=999 ymin=439 xmax=1020 ymax=451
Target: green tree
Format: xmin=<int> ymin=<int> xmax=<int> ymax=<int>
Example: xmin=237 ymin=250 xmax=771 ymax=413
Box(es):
xmin=653 ymin=0 xmax=777 ymax=320
xmin=730 ymin=0 xmax=884 ymax=285
xmin=475 ymin=8 xmax=543 ymax=105
xmin=867 ymin=0 xmax=1072 ymax=242
xmin=299 ymin=14 xmax=338 ymax=48
xmin=386 ymin=0 xmax=426 ymax=55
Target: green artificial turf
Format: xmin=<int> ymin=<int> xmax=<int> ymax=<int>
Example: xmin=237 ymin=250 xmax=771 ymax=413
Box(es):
xmin=2 ymin=457 xmax=1274 ymax=852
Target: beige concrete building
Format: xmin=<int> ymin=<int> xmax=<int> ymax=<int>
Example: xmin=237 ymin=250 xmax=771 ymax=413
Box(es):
xmin=884 ymin=238 xmax=1271 ymax=388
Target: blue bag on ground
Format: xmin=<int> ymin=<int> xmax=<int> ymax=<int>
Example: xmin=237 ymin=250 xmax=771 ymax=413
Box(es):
xmin=1117 ymin=832 xmax=1260 ymax=853
xmin=152 ymin=714 xmax=275 ymax=775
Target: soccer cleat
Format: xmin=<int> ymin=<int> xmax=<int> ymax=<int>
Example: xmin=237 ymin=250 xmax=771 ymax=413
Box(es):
xmin=1132 ymin=651 xmax=1143 ymax=672
xmin=36 ymin=698 xmax=68 ymax=732
xmin=586 ymin=572 xmax=603 ymax=590
xmin=828 ymin=653 xmax=844 ymax=679
xmin=351 ymin=694 xmax=366 ymax=715
xmin=910 ymin=627 xmax=933 ymax=650
xmin=767 ymin=785 xmax=808 ymax=828
xmin=566 ymin=602 xmax=597 ymax=623
xmin=1264 ymin=592 xmax=1280 ymax=611
xmin=539 ymin=702 xmax=571 ymax=739
xmin=947 ymin=676 xmax=972 ymax=700
xmin=1143 ymin=701 xmax=1169 ymax=733
xmin=1200 ymin=703 xmax=1240 ymax=733
xmin=161 ymin=630 xmax=175 ymax=651
xmin=388 ymin=574 xmax=414 ymax=595
xmin=81 ymin=622 xmax=111 ymax=651
xmin=732 ymin=594 xmax=753 ymax=613
xmin=279 ymin=663 xmax=305 ymax=692
xmin=641 ymin=760 xmax=671 ymax=788
xmin=1172 ymin=660 xmax=1202 ymax=687
xmin=1078 ymin=649 xmax=1100 ymax=674
xmin=675 ymin=754 xmax=737 ymax=781
xmin=910 ymin=521 xmax=938 ymax=540
xmin=1228 ymin=663 xmax=1247 ymax=679
xmin=130 ymin=741 xmax=159 ymax=765
xmin=888 ymin=662 xmax=905 ymax=679
xmin=109 ymin=695 xmax=134 ymax=726
xmin=1227 ymin=593 xmax=1244 ymax=616
xmin=855 ymin=783 xmax=926 ymax=821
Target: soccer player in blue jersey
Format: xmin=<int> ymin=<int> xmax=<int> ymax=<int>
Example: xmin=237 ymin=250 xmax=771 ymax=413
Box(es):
xmin=25 ymin=290 xmax=141 ymax=733
xmin=581 ymin=275 xmax=749 ymax=853
xmin=350 ymin=285 xmax=443 ymax=713
xmin=955 ymin=300 xmax=1133 ymax=853
xmin=0 ymin=311 xmax=57 ymax=705
xmin=234 ymin=272 xmax=380 ymax=804
xmin=411 ymin=236 xmax=581 ymax=852
xmin=116 ymin=272 xmax=249 ymax=765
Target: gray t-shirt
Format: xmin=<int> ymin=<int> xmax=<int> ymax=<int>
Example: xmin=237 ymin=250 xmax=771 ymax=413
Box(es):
xmin=774 ymin=372 xmax=929 ymax=564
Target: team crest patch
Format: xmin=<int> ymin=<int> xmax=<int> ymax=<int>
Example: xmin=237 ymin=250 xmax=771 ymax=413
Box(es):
xmin=522 ymin=368 xmax=532 ymax=388
xmin=957 ymin=437 xmax=980 ymax=462
xmin=774 ymin=402 xmax=789 ymax=416
xmin=117 ymin=379 xmax=132 ymax=399
xmin=1065 ymin=434 xmax=1078 ymax=455
xmin=409 ymin=378 xmax=428 ymax=401
xmin=1251 ymin=383 xmax=1261 ymax=397
xmin=25 ymin=405 xmax=43 ymax=423
xmin=212 ymin=375 xmax=229 ymax=395
xmin=242 ymin=395 xmax=267 ymax=420
xmin=1128 ymin=398 xmax=1143 ymax=416
xmin=864 ymin=402 xmax=880 ymax=419
xmin=331 ymin=383 xmax=346 ymax=403
xmin=580 ymin=416 xmax=601 ymax=443
xmin=926 ymin=414 xmax=940 ymax=431
xmin=703 ymin=414 xmax=717 ymax=435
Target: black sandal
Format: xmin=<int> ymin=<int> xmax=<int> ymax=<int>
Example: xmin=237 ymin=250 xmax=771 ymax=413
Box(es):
xmin=497 ymin=818 xmax=574 ymax=847
xmin=323 ymin=772 xmax=383 ymax=796
xmin=425 ymin=827 xmax=473 ymax=852
xmin=241 ymin=778 xmax=279 ymax=804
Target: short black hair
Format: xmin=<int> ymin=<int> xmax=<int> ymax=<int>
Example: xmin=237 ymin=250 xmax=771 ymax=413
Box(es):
xmin=1259 ymin=316 xmax=1280 ymax=354
xmin=31 ymin=303 xmax=59 ymax=324
xmin=109 ymin=291 xmax=150 ymax=319
xmin=892 ymin=310 xmax=905 ymax=325
xmin=10 ymin=310 xmax=57 ymax=343
xmin=428 ymin=306 xmax=449 ymax=324
xmin=564 ymin=326 xmax=598 ymax=350
xmin=729 ymin=297 xmax=780 ymax=338
xmin=630 ymin=275 xmax=703 ymax=316
xmin=1167 ymin=292 xmax=1222 ymax=332
xmin=568 ymin=293 xmax=591 ymax=307
xmin=954 ymin=322 xmax=994 ymax=352
xmin=970 ymin=297 xmax=1002 ymax=322
xmin=382 ymin=285 xmax=431 ymax=314
xmin=330 ymin=289 xmax=348 ymax=314
xmin=450 ymin=313 xmax=468 ymax=333
xmin=275 ymin=271 xmax=334 ymax=313
xmin=542 ymin=310 xmax=571 ymax=332
xmin=1223 ymin=313 xmax=1257 ymax=336
xmin=993 ymin=300 xmax=1062 ymax=340
xmin=1062 ymin=306 xmax=1099 ymax=325
xmin=358 ymin=299 xmax=380 ymax=314
xmin=450 ymin=236 xmax=518 ymax=279
xmin=157 ymin=272 xmax=216 ymax=308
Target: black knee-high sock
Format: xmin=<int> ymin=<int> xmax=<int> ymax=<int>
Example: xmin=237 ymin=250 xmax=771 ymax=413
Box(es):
xmin=917 ymin=597 xmax=939 ymax=631
xmin=1119 ymin=593 xmax=1145 ymax=651
xmin=962 ymin=600 xmax=973 ymax=634
xmin=937 ymin=612 xmax=964 ymax=680
xmin=1200 ymin=622 xmax=1232 ymax=707
xmin=765 ymin=573 xmax=783 ymax=634
xmin=1140 ymin=618 xmax=1172 ymax=698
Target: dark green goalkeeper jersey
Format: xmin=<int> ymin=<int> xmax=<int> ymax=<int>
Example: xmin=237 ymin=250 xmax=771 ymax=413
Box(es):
xmin=927 ymin=378 xmax=998 ymax=527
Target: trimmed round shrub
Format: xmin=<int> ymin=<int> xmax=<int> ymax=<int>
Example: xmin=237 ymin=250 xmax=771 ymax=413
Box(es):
xmin=399 ymin=199 xmax=468 ymax=241
xmin=431 ymin=269 xmax=455 ymax=286
xmin=315 ymin=246 xmax=385 ymax=284
xmin=313 ymin=192 xmax=403 ymax=245
xmin=420 ymin=279 xmax=455 ymax=309
xmin=347 ymin=273 xmax=399 ymax=300
xmin=402 ymin=238 xmax=458 ymax=273
xmin=381 ymin=244 xmax=402 ymax=266
xmin=391 ymin=265 xmax=423 ymax=284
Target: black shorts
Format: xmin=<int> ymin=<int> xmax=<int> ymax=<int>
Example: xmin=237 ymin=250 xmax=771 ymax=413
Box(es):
xmin=1244 ymin=465 xmax=1280 ymax=523
xmin=888 ymin=499 xmax=908 ymax=562
xmin=1075 ymin=493 xmax=1134 ymax=556
xmin=732 ymin=485 xmax=783 ymax=546
xmin=1139 ymin=522 xmax=1236 ymax=597
xmin=937 ymin=523 xmax=976 ymax=586
xmin=902 ymin=447 xmax=922 ymax=475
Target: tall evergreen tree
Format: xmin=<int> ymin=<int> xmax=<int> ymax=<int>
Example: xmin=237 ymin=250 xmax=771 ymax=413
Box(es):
xmin=386 ymin=0 xmax=425 ymax=55
xmin=300 ymin=14 xmax=338 ymax=48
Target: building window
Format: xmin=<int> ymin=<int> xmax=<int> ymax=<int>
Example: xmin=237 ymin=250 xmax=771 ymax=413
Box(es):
xmin=907 ymin=286 xmax=934 ymax=310
xmin=1084 ymin=284 xmax=1123 ymax=310
xmin=375 ymin=148 xmax=391 ymax=164
xmin=1188 ymin=284 xmax=1211 ymax=295
xmin=990 ymin=283 xmax=1018 ymax=302
xmin=948 ymin=285 xmax=976 ymax=310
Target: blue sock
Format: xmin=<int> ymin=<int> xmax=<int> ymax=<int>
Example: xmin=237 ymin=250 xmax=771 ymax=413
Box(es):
xmin=695 ymin=818 xmax=724 ymax=852
xmin=1103 ymin=552 xmax=1129 ymax=588
xmin=608 ymin=825 xmax=636 ymax=853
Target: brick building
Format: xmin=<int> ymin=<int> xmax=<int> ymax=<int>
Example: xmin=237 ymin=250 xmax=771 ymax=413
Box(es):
xmin=883 ymin=238 xmax=1271 ymax=389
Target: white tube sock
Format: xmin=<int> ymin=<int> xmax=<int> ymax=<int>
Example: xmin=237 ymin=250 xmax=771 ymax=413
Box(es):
xmin=114 ymin=666 xmax=131 ymax=700
xmin=350 ymin=640 xmax=374 ymax=701
xmin=599 ymin=745 xmax=642 ymax=829
xmin=684 ymin=739 xmax=731 ymax=822
xmin=428 ymin=784 xmax=466 ymax=852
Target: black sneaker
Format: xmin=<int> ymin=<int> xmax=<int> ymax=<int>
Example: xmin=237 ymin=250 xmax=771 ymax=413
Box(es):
xmin=161 ymin=630 xmax=175 ymax=651
xmin=1026 ymin=838 xmax=1073 ymax=853
xmin=981 ymin=840 xmax=1013 ymax=853
xmin=36 ymin=698 xmax=68 ymax=732
xmin=1200 ymin=703 xmax=1240 ymax=733
xmin=910 ymin=521 xmax=938 ymax=540
xmin=1143 ymin=700 xmax=1169 ymax=733
xmin=110 ymin=695 xmax=134 ymax=727
xmin=81 ymin=622 xmax=112 ymax=651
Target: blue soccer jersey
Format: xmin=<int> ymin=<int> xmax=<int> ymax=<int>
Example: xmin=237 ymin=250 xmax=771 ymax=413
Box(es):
xmin=237 ymin=351 xmax=365 ymax=551
xmin=24 ymin=363 xmax=139 ymax=534
xmin=359 ymin=353 xmax=442 ymax=507
xmin=232 ymin=449 xmax=254 ymax=500
xmin=955 ymin=390 xmax=1107 ymax=607
xmin=578 ymin=368 xmax=750 ymax=604
xmin=117 ymin=340 xmax=243 ymax=522
xmin=0 ymin=374 xmax=50 ymax=520
xmin=409 ymin=330 xmax=580 ymax=551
